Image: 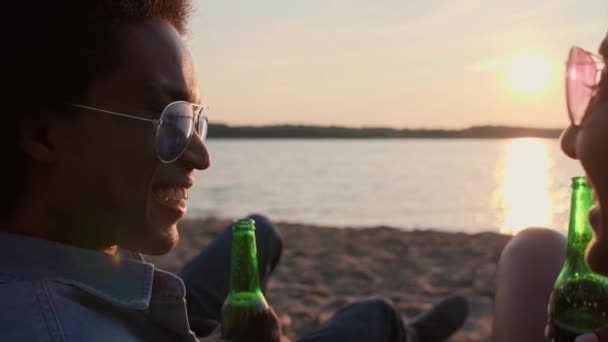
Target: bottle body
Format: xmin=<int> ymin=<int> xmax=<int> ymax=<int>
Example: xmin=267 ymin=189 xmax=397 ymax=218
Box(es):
xmin=551 ymin=273 xmax=608 ymax=341
xmin=550 ymin=177 xmax=608 ymax=341
xmin=220 ymin=218 xmax=271 ymax=341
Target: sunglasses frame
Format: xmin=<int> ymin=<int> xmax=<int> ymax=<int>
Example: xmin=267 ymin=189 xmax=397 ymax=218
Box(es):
xmin=566 ymin=46 xmax=605 ymax=126
xmin=70 ymin=101 xmax=208 ymax=163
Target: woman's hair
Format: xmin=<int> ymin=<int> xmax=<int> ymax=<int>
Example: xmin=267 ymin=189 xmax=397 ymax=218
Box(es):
xmin=599 ymin=41 xmax=608 ymax=99
xmin=600 ymin=35 xmax=608 ymax=98
xmin=2 ymin=0 xmax=193 ymax=218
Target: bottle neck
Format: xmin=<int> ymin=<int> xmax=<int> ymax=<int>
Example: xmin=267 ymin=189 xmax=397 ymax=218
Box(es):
xmin=228 ymin=227 xmax=262 ymax=293
xmin=565 ymin=179 xmax=593 ymax=262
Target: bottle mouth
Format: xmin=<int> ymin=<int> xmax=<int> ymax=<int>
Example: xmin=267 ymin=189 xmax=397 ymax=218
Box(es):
xmin=233 ymin=218 xmax=256 ymax=231
xmin=571 ymin=176 xmax=590 ymax=188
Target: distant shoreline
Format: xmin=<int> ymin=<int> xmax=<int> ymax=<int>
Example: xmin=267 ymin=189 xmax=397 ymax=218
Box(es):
xmin=208 ymin=123 xmax=562 ymax=139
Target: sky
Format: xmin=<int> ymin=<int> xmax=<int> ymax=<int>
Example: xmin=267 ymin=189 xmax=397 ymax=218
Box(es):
xmin=187 ymin=1 xmax=607 ymax=129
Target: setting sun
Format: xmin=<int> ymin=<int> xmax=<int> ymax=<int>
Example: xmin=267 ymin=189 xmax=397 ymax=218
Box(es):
xmin=506 ymin=54 xmax=553 ymax=94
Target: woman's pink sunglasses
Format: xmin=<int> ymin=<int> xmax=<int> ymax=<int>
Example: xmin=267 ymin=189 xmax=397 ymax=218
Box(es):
xmin=566 ymin=46 xmax=605 ymax=126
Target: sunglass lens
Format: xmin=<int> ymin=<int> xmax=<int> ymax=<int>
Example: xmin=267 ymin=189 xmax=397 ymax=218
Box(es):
xmin=567 ymin=47 xmax=596 ymax=125
xmin=157 ymin=102 xmax=194 ymax=162
xmin=198 ymin=115 xmax=208 ymax=142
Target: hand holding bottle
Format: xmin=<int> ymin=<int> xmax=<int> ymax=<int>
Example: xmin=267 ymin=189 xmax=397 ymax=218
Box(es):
xmin=545 ymin=321 xmax=608 ymax=342
xmin=220 ymin=218 xmax=283 ymax=342
xmin=232 ymin=305 xmax=282 ymax=342
xmin=546 ymin=177 xmax=608 ymax=341
xmin=201 ymin=307 xmax=282 ymax=342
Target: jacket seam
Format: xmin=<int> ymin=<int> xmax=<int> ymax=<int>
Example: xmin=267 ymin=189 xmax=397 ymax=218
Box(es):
xmin=35 ymin=281 xmax=66 ymax=342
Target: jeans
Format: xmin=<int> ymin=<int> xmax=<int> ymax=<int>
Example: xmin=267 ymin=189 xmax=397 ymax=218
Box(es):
xmin=179 ymin=214 xmax=407 ymax=342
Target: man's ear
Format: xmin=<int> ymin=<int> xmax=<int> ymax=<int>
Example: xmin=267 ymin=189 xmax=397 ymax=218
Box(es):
xmin=19 ymin=112 xmax=60 ymax=163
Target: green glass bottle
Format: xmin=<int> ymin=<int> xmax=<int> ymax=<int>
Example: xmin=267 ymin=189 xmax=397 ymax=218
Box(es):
xmin=221 ymin=218 xmax=270 ymax=341
xmin=550 ymin=176 xmax=608 ymax=341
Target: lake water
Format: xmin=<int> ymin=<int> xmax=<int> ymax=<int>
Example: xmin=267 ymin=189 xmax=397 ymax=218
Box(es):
xmin=186 ymin=138 xmax=583 ymax=235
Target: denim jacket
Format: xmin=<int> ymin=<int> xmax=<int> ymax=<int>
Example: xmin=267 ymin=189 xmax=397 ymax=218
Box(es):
xmin=0 ymin=232 xmax=200 ymax=341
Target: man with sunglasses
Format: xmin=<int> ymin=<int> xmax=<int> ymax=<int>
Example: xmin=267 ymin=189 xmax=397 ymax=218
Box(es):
xmin=0 ymin=1 xmax=216 ymax=341
xmin=494 ymin=33 xmax=608 ymax=342
xmin=0 ymin=1 xmax=471 ymax=341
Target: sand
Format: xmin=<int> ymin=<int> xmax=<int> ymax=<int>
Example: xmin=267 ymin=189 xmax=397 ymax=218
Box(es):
xmin=145 ymin=217 xmax=512 ymax=341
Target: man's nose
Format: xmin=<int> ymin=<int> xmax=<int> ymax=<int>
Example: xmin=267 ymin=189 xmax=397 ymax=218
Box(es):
xmin=179 ymin=132 xmax=211 ymax=170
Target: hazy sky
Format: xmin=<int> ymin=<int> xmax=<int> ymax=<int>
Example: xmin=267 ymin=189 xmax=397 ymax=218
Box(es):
xmin=187 ymin=1 xmax=606 ymax=129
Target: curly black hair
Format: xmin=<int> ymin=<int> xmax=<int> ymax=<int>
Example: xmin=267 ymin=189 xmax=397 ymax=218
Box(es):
xmin=2 ymin=0 xmax=194 ymax=218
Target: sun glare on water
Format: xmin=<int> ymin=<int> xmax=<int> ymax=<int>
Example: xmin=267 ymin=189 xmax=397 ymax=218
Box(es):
xmin=506 ymin=54 xmax=553 ymax=94
xmin=494 ymin=138 xmax=555 ymax=235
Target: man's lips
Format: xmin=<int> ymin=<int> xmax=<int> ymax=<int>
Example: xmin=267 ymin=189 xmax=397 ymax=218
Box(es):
xmin=152 ymin=184 xmax=190 ymax=213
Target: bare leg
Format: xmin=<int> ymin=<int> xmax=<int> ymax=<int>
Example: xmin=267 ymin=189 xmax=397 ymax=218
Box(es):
xmin=493 ymin=228 xmax=566 ymax=342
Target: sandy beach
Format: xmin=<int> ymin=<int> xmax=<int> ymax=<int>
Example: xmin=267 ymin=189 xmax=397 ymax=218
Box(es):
xmin=145 ymin=217 xmax=512 ymax=341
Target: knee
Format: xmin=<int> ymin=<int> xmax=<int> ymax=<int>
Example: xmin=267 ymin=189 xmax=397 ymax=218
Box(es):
xmin=359 ymin=296 xmax=400 ymax=317
xmin=496 ymin=227 xmax=566 ymax=288
xmin=246 ymin=213 xmax=283 ymax=250
xmin=247 ymin=213 xmax=273 ymax=232
xmin=500 ymin=227 xmax=566 ymax=266
xmin=513 ymin=227 xmax=565 ymax=246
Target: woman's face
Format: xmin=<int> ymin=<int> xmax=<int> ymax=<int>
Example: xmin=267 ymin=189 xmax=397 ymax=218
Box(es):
xmin=561 ymin=33 xmax=608 ymax=274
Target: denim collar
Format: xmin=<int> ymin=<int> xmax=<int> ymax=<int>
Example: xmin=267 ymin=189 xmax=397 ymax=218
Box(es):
xmin=0 ymin=232 xmax=180 ymax=310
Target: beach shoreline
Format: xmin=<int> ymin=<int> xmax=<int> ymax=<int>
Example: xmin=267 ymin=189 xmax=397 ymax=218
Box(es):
xmin=145 ymin=217 xmax=513 ymax=341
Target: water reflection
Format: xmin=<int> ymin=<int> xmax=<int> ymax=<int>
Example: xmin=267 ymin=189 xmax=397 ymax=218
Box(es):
xmin=494 ymin=138 xmax=554 ymax=235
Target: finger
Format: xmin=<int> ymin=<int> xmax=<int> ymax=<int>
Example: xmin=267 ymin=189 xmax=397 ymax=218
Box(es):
xmin=545 ymin=323 xmax=554 ymax=340
xmin=267 ymin=307 xmax=283 ymax=342
xmin=575 ymin=332 xmax=598 ymax=342
xmin=582 ymin=325 xmax=608 ymax=342
xmin=209 ymin=324 xmax=221 ymax=335
xmin=575 ymin=325 xmax=608 ymax=342
xmin=262 ymin=306 xmax=283 ymax=342
xmin=268 ymin=306 xmax=281 ymax=328
xmin=241 ymin=306 xmax=282 ymax=342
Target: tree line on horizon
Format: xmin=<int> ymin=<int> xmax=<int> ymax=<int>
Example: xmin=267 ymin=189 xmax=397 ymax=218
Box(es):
xmin=207 ymin=123 xmax=562 ymax=139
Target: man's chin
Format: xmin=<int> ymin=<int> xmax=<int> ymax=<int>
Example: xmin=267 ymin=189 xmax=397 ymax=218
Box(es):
xmin=142 ymin=242 xmax=179 ymax=256
xmin=128 ymin=225 xmax=180 ymax=256
xmin=147 ymin=231 xmax=180 ymax=256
